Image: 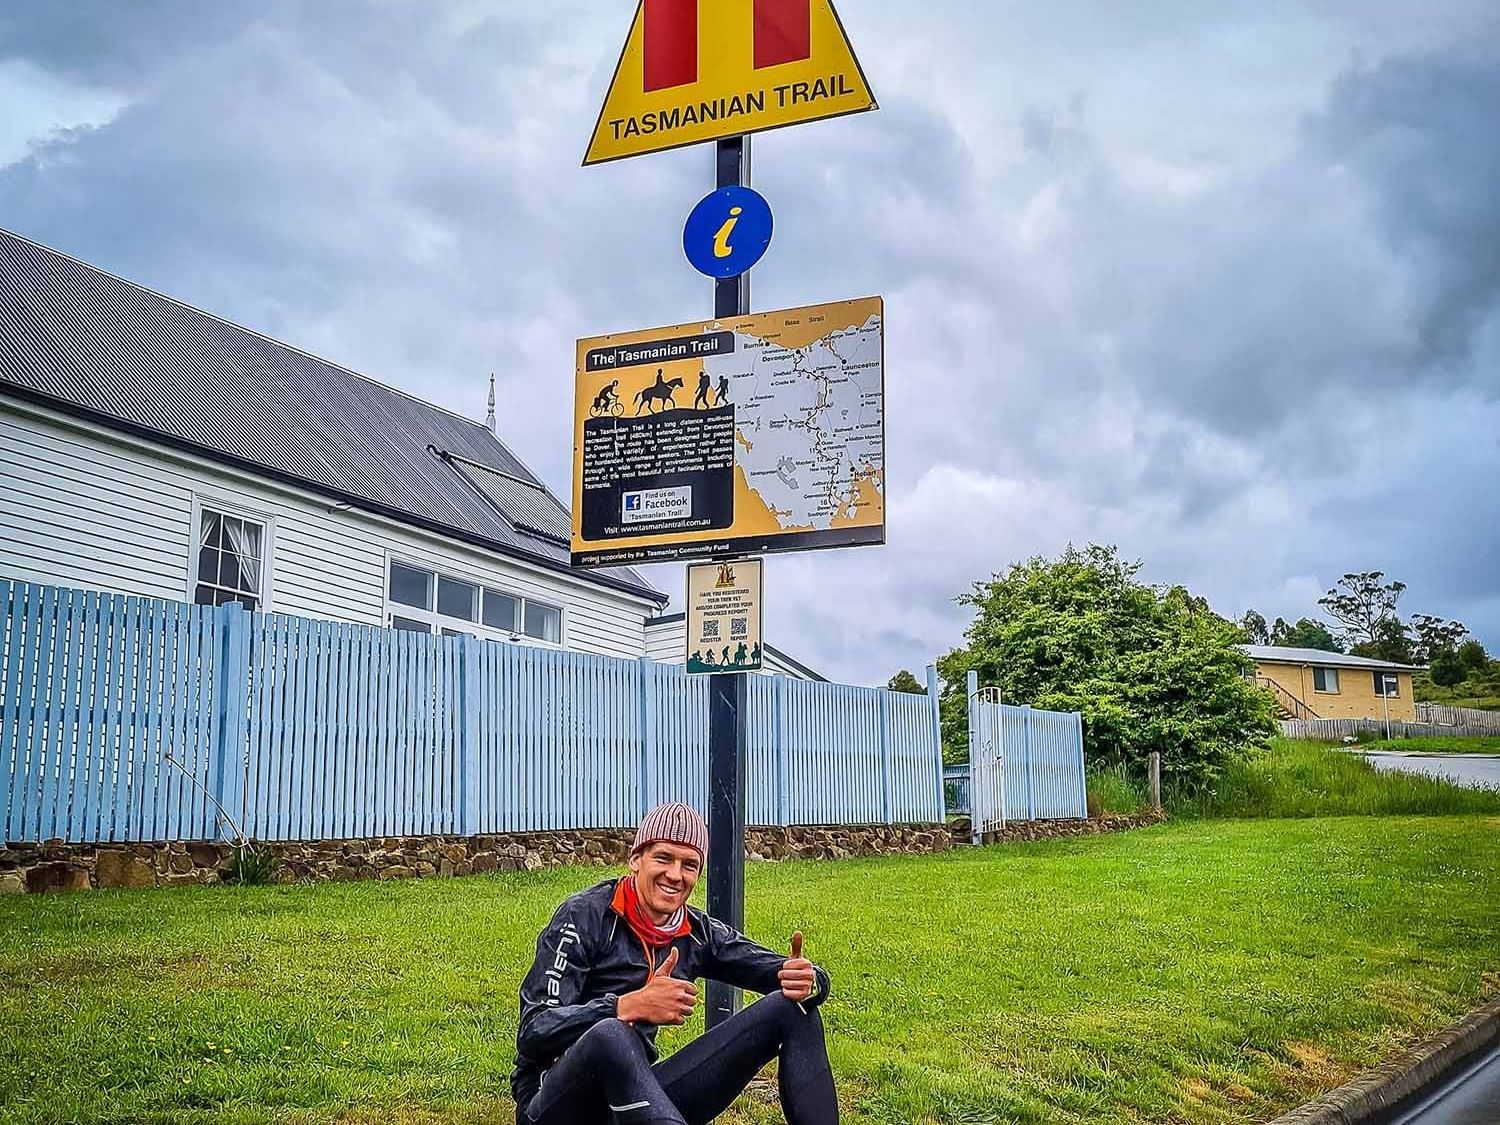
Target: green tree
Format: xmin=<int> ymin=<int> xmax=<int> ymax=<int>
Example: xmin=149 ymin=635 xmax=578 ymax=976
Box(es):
xmin=1457 ymin=639 xmax=1489 ymax=674
xmin=1318 ymin=572 xmax=1405 ymax=650
xmin=1429 ymin=649 xmax=1467 ymax=688
xmin=1269 ymin=617 xmax=1344 ymax=652
xmin=936 ymin=545 xmax=1276 ymax=787
xmin=1239 ymin=610 xmax=1270 ymax=645
xmin=1349 ymin=617 xmax=1415 ymax=665
xmin=886 ymin=669 xmax=926 ymax=694
xmin=1410 ymin=613 xmax=1468 ymax=664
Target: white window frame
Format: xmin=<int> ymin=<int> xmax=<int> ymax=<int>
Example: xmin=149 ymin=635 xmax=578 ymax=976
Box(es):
xmin=1311 ymin=667 xmax=1340 ymax=694
xmin=186 ymin=494 xmax=275 ymax=612
xmin=381 ymin=555 xmax=566 ymax=648
xmin=1374 ymin=672 xmax=1401 ymax=698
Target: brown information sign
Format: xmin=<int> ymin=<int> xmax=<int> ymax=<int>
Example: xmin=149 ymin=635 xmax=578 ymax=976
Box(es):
xmin=571 ymin=297 xmax=884 ymax=567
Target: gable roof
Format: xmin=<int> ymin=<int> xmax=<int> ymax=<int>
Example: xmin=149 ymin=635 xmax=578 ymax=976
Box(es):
xmin=0 ymin=227 xmax=662 ymax=605
xmin=645 ymin=613 xmax=828 ymax=681
xmin=1239 ymin=645 xmax=1422 ymax=672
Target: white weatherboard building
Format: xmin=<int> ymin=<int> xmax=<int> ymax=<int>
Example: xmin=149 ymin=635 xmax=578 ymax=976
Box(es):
xmin=0 ymin=228 xmax=666 ymax=654
xmin=0 ymin=227 xmax=834 ymax=682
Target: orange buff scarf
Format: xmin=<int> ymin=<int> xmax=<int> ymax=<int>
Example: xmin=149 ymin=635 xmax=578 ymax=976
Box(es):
xmin=612 ymin=875 xmax=692 ymax=949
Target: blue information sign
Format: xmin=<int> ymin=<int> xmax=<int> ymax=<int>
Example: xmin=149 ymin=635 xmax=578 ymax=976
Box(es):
xmin=682 ymin=185 xmax=773 ymax=279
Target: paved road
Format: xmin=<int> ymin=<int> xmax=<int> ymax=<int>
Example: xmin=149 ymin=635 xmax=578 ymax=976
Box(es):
xmin=1380 ymin=1046 xmax=1500 ymax=1124
xmin=1362 ymin=752 xmax=1500 ymax=790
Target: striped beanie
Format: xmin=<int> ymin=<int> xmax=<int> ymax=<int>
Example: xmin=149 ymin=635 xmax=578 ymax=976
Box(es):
xmin=632 ymin=803 xmax=709 ymax=859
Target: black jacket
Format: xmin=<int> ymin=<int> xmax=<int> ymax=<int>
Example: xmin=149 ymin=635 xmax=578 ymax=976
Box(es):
xmin=511 ymin=879 xmax=831 ymax=1115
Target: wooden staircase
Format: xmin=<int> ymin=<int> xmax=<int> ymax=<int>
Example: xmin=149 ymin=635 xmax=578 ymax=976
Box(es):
xmin=1257 ymin=677 xmax=1319 ymax=721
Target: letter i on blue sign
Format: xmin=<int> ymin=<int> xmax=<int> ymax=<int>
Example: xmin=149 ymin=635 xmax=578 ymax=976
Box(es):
xmin=683 ymin=185 xmax=773 ymax=279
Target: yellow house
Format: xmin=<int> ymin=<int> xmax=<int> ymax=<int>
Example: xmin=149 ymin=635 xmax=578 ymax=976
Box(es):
xmin=1241 ymin=645 xmax=1420 ymax=721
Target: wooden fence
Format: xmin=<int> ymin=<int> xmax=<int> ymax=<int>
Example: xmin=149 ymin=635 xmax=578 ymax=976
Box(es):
xmin=0 ymin=580 xmax=945 ymax=844
xmin=1279 ymin=717 xmax=1499 ymax=740
xmin=1415 ymin=703 xmax=1500 ymax=732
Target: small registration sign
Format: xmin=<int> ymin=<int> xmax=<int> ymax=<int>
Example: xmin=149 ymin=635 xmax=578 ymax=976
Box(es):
xmin=685 ymin=559 xmax=763 ymax=674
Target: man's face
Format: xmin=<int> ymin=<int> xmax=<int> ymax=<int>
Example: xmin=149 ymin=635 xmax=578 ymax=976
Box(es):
xmin=628 ymin=841 xmax=701 ymax=920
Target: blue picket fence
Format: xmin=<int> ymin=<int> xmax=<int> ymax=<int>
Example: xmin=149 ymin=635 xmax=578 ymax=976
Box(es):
xmin=964 ymin=671 xmax=1087 ymax=833
xmin=0 ymin=580 xmax=945 ymax=844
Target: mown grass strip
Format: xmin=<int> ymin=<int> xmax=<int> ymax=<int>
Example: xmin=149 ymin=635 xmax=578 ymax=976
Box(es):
xmin=3 ymin=816 xmax=1499 ymax=1124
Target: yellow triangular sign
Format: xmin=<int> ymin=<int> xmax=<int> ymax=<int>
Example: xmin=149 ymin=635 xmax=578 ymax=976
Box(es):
xmin=584 ymin=0 xmax=877 ymax=165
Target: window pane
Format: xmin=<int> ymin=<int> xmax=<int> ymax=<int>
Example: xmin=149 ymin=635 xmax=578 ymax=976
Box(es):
xmin=441 ymin=628 xmax=473 ymax=638
xmin=524 ymin=601 xmax=561 ymax=643
xmin=201 ymin=510 xmax=223 ymax=551
xmin=198 ymin=547 xmax=219 ymax=584
xmin=483 ymin=588 xmax=520 ymax=631
xmin=1327 ymin=668 xmax=1338 ymax=693
xmin=219 ymin=549 xmax=244 ymax=590
xmin=437 ymin=576 xmax=478 ymax=622
xmin=392 ymin=616 xmax=431 ymax=634
xmin=238 ymin=520 xmax=262 ymax=561
xmin=193 ymin=583 xmax=215 ymax=607
xmin=389 ymin=563 xmax=433 ymax=610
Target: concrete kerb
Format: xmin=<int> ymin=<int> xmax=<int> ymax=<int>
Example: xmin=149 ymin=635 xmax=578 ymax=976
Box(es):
xmin=1266 ymin=993 xmax=1500 ymax=1125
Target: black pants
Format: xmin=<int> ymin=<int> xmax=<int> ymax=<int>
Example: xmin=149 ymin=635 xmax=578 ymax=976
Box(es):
xmin=524 ymin=992 xmax=838 ymax=1125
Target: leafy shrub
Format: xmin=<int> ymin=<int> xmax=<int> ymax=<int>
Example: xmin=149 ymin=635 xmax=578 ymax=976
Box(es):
xmin=938 ymin=545 xmax=1276 ymax=788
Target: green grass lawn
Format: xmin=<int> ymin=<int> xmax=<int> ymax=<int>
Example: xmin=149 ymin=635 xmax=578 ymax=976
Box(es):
xmin=1364 ymin=735 xmax=1500 ymax=755
xmin=1168 ymin=739 xmax=1500 ymax=819
xmin=5 ymin=816 xmax=1500 ymax=1125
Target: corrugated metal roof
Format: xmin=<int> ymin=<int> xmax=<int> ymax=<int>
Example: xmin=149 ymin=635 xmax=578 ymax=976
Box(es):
xmin=1239 ymin=645 xmax=1423 ymax=672
xmin=439 ymin=452 xmax=574 ymax=545
xmin=0 ymin=227 xmax=661 ymax=604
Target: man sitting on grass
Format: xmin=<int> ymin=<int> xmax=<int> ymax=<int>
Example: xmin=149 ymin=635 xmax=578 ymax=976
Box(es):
xmin=512 ymin=802 xmax=837 ymax=1124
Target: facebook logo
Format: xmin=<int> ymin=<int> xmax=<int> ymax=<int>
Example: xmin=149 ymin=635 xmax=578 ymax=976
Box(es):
xmin=622 ymin=486 xmax=692 ymax=524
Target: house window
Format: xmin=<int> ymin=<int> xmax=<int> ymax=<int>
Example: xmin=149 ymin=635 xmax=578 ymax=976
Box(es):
xmin=389 ymin=562 xmax=433 ymax=611
xmin=1312 ymin=667 xmax=1340 ymax=694
xmin=385 ymin=561 xmax=563 ymax=645
xmin=193 ymin=508 xmax=264 ymax=610
xmin=1373 ymin=672 xmax=1400 ymax=697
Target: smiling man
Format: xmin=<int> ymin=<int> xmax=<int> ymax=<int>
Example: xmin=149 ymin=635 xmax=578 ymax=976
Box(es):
xmin=512 ymin=802 xmax=837 ymax=1124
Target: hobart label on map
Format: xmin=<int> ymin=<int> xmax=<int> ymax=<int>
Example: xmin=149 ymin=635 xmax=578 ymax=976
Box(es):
xmin=571 ymin=297 xmax=884 ymax=567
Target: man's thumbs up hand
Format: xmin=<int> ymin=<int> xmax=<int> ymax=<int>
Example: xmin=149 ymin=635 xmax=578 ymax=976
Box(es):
xmin=617 ymin=945 xmax=698 ymax=1027
xmin=779 ymin=930 xmax=816 ymax=1003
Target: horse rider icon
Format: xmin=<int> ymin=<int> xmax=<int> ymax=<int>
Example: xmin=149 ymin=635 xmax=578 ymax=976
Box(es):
xmin=634 ymin=369 xmax=683 ymax=414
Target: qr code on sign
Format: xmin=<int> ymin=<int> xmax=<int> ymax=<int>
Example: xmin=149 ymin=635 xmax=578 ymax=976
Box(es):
xmin=702 ymin=619 xmax=720 ymax=641
xmin=731 ymin=617 xmax=748 ymax=639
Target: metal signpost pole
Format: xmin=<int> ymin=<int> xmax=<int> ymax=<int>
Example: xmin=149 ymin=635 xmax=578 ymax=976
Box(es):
xmin=706 ymin=134 xmax=750 ymax=1032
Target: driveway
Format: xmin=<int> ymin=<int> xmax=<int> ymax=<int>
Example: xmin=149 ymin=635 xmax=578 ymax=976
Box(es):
xmin=1361 ymin=751 xmax=1500 ymax=790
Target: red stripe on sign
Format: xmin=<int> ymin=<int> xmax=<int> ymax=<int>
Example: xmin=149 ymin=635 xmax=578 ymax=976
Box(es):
xmin=643 ymin=0 xmax=698 ymax=91
xmin=754 ymin=0 xmax=811 ymax=69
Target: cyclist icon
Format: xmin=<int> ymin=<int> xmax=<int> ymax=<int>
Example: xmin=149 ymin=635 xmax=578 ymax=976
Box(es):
xmin=589 ymin=380 xmax=623 ymax=417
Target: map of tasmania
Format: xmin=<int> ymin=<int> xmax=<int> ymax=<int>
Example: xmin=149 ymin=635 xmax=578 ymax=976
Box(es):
xmin=703 ymin=311 xmax=884 ymax=533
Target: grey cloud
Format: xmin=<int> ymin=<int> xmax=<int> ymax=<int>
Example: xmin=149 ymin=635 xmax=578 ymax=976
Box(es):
xmin=1 ymin=1 xmax=1497 ymax=681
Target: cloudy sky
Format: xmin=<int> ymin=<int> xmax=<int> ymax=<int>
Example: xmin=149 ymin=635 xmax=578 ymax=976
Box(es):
xmin=3 ymin=2 xmax=1497 ymax=685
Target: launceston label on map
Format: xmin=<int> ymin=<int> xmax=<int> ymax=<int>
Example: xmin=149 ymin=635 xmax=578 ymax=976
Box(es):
xmin=571 ymin=297 xmax=884 ymax=567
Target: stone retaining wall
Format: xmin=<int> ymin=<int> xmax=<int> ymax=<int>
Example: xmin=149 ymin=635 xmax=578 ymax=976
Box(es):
xmin=0 ymin=815 xmax=1158 ymax=894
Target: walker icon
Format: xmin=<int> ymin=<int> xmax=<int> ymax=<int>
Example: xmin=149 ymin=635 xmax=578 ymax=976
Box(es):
xmin=683 ymin=185 xmax=773 ymax=278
